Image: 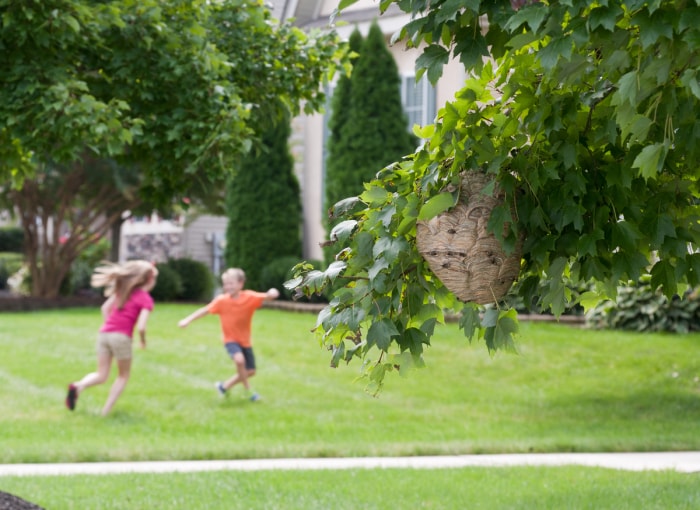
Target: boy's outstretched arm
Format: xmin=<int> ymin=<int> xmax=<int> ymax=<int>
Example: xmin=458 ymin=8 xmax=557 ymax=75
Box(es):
xmin=178 ymin=306 xmax=209 ymax=328
xmin=265 ymin=288 xmax=280 ymax=300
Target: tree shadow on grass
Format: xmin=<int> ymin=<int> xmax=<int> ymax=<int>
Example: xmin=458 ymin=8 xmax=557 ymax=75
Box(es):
xmin=523 ymin=390 xmax=700 ymax=451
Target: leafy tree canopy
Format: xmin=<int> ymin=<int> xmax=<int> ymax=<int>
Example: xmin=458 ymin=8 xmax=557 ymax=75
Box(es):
xmin=0 ymin=0 xmax=344 ymax=297
xmin=0 ymin=0 xmax=342 ymax=198
xmin=289 ymin=0 xmax=700 ymax=392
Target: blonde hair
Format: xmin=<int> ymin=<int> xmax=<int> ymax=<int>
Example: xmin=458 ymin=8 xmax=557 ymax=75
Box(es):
xmin=222 ymin=268 xmax=245 ymax=283
xmin=91 ymin=260 xmax=158 ymax=309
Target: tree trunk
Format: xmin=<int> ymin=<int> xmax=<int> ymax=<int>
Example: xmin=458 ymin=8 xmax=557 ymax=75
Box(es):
xmin=9 ymin=161 xmax=140 ymax=298
xmin=110 ymin=216 xmax=124 ymax=262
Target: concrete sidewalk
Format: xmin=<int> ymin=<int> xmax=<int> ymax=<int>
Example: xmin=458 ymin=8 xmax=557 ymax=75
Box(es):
xmin=1 ymin=452 xmax=699 ymax=477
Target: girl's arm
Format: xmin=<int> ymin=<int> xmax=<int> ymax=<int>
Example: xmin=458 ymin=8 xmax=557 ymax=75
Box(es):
xmin=101 ymin=295 xmax=116 ymax=320
xmin=178 ymin=306 xmax=209 ymax=328
xmin=135 ymin=308 xmax=151 ymax=349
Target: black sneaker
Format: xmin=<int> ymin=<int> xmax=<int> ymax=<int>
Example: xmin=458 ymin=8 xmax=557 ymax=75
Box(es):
xmin=65 ymin=384 xmax=78 ymax=410
xmin=216 ymin=382 xmax=227 ymax=397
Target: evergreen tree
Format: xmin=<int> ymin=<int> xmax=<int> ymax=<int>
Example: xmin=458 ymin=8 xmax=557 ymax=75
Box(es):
xmin=324 ymin=28 xmax=364 ymax=264
xmin=325 ymin=28 xmax=364 ymax=210
xmin=224 ymin=106 xmax=302 ymax=289
xmin=324 ymin=21 xmax=416 ymax=264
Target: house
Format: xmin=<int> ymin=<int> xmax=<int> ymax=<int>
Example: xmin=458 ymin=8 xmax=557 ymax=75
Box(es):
xmin=120 ymin=213 xmax=227 ymax=275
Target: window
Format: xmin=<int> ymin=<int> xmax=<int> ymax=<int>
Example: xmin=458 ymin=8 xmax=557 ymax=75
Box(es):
xmin=401 ymin=75 xmax=437 ymax=132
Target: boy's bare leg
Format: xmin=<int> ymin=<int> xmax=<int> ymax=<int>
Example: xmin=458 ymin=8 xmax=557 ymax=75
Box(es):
xmin=223 ymin=353 xmax=255 ymax=391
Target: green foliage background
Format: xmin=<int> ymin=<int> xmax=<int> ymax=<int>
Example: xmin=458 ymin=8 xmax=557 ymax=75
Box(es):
xmin=225 ymin=106 xmax=302 ymax=290
xmin=323 ymin=22 xmax=416 ymax=265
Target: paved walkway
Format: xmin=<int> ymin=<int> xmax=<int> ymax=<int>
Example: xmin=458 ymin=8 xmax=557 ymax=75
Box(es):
xmin=1 ymin=452 xmax=699 ymax=477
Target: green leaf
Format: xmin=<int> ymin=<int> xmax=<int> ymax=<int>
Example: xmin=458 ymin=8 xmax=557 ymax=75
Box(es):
xmin=505 ymin=4 xmax=548 ymax=33
xmin=368 ymin=257 xmax=389 ymax=280
xmin=417 ymin=192 xmax=455 ymax=220
xmin=367 ymin=319 xmax=400 ymax=351
xmin=360 ymin=186 xmax=391 ymax=206
xmin=612 ymin=221 xmax=642 ymax=252
xmin=650 ymin=259 xmax=677 ymax=298
xmin=414 ymin=124 xmax=435 ymax=139
xmin=484 ymin=308 xmax=519 ymax=353
xmin=325 ymin=261 xmax=347 ymax=281
xmin=63 ymin=15 xmax=81 ymax=33
xmin=588 ymin=5 xmax=622 ymax=32
xmin=336 ymin=0 xmax=360 ymax=12
xmin=652 ymin=214 xmax=677 ymax=246
xmin=579 ymin=291 xmax=605 ymax=314
xmin=330 ymin=342 xmax=345 ymax=368
xmin=455 ymin=33 xmax=489 ymax=71
xmin=388 ymin=351 xmax=417 ymax=376
xmin=330 ymin=197 xmax=362 ymax=218
xmin=538 ymin=36 xmax=573 ymax=69
xmin=613 ymin=71 xmax=639 ymax=107
xmin=632 ymin=10 xmax=673 ymax=49
xmin=416 ymin=45 xmax=450 ymax=84
xmin=680 ymin=69 xmax=700 ymax=100
xmin=459 ymin=304 xmax=482 ymax=340
xmin=330 ymin=220 xmax=358 ymax=243
xmin=578 ymin=229 xmax=604 ymax=257
xmin=632 ymin=143 xmax=667 ymax=180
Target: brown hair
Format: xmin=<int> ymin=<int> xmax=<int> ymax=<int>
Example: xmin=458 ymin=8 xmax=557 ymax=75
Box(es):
xmin=91 ymin=260 xmax=158 ymax=309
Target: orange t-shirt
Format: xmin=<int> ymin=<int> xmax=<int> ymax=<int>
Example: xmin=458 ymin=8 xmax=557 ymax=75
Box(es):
xmin=207 ymin=290 xmax=267 ymax=347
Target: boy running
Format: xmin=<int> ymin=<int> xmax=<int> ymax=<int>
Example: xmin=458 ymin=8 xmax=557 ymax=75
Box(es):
xmin=178 ymin=268 xmax=279 ymax=401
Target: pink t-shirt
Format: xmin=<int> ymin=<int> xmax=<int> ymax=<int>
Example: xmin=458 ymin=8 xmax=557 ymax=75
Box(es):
xmin=100 ymin=288 xmax=154 ymax=337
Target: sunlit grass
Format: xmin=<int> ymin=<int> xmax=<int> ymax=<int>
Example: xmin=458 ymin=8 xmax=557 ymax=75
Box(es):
xmin=1 ymin=304 xmax=700 ymax=463
xmin=2 ymin=466 xmax=700 ymax=510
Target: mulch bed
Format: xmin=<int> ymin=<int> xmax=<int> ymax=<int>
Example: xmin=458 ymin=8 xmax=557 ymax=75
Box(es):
xmin=0 ymin=491 xmax=44 ymax=510
xmin=0 ymin=294 xmax=102 ymax=312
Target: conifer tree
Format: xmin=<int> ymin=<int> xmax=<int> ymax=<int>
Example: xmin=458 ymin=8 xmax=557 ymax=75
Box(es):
xmin=324 ymin=22 xmax=416 ymax=264
xmin=224 ymin=106 xmax=301 ymax=289
xmin=323 ymin=28 xmax=364 ymax=263
xmin=325 ymin=28 xmax=364 ymax=211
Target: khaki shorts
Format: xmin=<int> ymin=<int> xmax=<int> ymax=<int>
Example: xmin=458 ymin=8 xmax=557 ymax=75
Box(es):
xmin=96 ymin=332 xmax=133 ymax=360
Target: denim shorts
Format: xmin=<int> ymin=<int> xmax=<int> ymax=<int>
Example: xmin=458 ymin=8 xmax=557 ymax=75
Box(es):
xmin=96 ymin=332 xmax=132 ymax=360
xmin=224 ymin=342 xmax=256 ymax=370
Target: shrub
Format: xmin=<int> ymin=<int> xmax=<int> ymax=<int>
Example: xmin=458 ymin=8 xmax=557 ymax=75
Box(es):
xmin=150 ymin=262 xmax=183 ymax=302
xmin=0 ymin=253 xmax=23 ymax=290
xmin=166 ymin=257 xmax=214 ymax=302
xmin=586 ymin=276 xmax=700 ymax=333
xmin=0 ymin=227 xmax=23 ymax=253
xmin=260 ymin=256 xmax=301 ymax=300
xmin=59 ymin=238 xmax=111 ymax=296
xmin=225 ymin=103 xmax=302 ymax=290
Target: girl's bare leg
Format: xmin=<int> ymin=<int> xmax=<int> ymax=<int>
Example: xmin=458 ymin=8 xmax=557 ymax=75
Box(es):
xmin=101 ymin=358 xmax=131 ymax=416
xmin=74 ymin=354 xmax=113 ymax=393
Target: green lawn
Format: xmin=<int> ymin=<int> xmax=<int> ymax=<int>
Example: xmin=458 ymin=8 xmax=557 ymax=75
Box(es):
xmin=2 ymin=304 xmax=700 ymax=509
xmin=1 ymin=304 xmax=699 ymax=463
xmin=2 ymin=466 xmax=700 ymax=510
